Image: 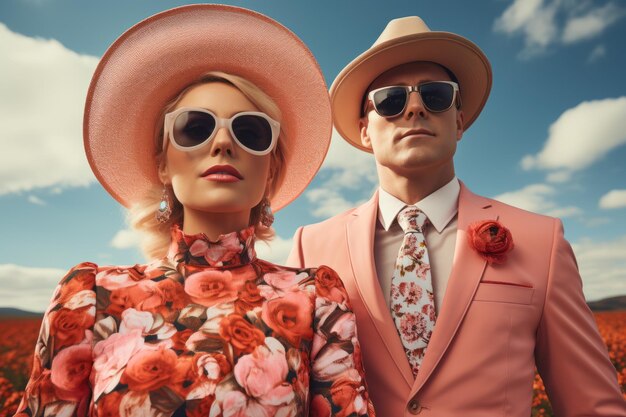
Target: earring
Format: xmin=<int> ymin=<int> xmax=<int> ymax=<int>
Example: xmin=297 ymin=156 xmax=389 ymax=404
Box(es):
xmin=156 ymin=186 xmax=172 ymax=223
xmin=260 ymin=197 xmax=274 ymax=227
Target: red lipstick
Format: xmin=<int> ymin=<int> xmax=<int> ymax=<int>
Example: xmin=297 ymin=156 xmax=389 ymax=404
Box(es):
xmin=201 ymin=164 xmax=243 ymax=183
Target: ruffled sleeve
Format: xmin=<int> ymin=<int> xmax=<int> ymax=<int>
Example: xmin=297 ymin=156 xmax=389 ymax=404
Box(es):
xmin=14 ymin=262 xmax=97 ymax=417
xmin=309 ymin=265 xmax=376 ymax=417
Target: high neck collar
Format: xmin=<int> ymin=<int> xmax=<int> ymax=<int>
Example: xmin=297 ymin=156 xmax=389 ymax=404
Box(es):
xmin=167 ymin=224 xmax=257 ymax=268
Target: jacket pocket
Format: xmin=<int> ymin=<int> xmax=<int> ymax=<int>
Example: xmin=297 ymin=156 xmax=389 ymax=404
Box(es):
xmin=473 ymin=281 xmax=535 ymax=305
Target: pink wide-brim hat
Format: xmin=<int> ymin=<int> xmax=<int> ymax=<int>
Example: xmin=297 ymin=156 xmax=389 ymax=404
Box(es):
xmin=84 ymin=4 xmax=331 ymax=211
xmin=330 ymin=16 xmax=492 ymax=152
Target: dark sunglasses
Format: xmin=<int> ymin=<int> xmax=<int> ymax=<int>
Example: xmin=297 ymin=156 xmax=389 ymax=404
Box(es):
xmin=365 ymin=81 xmax=461 ymax=118
xmin=163 ymin=107 xmax=280 ymax=155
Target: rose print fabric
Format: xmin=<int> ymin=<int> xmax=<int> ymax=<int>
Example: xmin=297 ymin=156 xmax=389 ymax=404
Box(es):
xmin=15 ymin=225 xmax=375 ymax=417
xmin=390 ymin=206 xmax=436 ymax=377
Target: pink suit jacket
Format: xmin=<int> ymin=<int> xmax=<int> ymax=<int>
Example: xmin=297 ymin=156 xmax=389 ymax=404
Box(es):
xmin=287 ymin=183 xmax=626 ymax=417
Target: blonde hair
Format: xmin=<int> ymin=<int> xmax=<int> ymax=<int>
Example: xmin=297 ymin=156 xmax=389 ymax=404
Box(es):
xmin=128 ymin=71 xmax=289 ymax=260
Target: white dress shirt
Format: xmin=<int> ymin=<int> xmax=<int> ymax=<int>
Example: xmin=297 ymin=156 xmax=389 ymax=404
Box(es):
xmin=375 ymin=177 xmax=460 ymax=313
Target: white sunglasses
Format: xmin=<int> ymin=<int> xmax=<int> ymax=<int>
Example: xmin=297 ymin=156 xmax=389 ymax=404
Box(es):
xmin=163 ymin=107 xmax=280 ymax=156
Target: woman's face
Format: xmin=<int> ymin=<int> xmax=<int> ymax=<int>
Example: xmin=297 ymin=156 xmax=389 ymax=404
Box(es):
xmin=160 ymin=82 xmax=272 ymax=217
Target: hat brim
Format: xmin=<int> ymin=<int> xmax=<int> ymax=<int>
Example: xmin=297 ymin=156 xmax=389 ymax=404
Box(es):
xmin=330 ymin=32 xmax=492 ymax=152
xmin=84 ymin=4 xmax=331 ymax=211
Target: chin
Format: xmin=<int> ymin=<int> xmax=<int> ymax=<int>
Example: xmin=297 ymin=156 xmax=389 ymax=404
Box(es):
xmin=182 ymin=196 xmax=250 ymax=214
xmin=392 ymin=153 xmax=434 ymax=168
xmin=210 ymin=198 xmax=253 ymax=211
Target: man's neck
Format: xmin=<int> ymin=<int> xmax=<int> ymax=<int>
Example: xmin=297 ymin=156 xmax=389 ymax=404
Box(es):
xmin=377 ymin=163 xmax=456 ymax=204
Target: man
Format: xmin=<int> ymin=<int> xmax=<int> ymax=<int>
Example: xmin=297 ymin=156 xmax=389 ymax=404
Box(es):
xmin=287 ymin=16 xmax=626 ymax=417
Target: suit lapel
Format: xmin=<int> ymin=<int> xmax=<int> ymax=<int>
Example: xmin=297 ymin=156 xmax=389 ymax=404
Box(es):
xmin=410 ymin=182 xmax=498 ymax=395
xmin=346 ymin=191 xmax=415 ymax=387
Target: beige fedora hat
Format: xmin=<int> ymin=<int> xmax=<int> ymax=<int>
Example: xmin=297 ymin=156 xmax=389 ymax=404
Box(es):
xmin=84 ymin=4 xmax=331 ymax=211
xmin=330 ymin=16 xmax=492 ymax=152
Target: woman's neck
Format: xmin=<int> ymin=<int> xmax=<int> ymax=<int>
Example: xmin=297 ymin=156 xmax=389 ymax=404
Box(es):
xmin=181 ymin=207 xmax=251 ymax=240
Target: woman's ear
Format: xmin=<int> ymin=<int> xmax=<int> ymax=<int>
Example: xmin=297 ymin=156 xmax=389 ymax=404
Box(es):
xmin=158 ymin=162 xmax=170 ymax=185
xmin=264 ymin=170 xmax=274 ymax=198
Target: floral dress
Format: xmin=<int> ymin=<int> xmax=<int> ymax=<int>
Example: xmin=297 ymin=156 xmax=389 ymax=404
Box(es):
xmin=15 ymin=226 xmax=375 ymax=417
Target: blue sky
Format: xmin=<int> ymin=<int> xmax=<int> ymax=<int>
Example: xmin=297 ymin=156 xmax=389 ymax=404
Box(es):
xmin=1 ymin=0 xmax=625 ymax=311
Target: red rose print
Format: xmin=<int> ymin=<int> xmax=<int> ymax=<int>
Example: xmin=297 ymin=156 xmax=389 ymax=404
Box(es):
xmin=26 ymin=369 xmax=56 ymax=409
xmin=95 ymin=390 xmax=124 ymax=417
xmin=50 ymin=306 xmax=94 ymax=352
xmin=262 ymin=291 xmax=313 ymax=346
xmin=189 ymin=233 xmax=242 ymax=266
xmin=50 ymin=344 xmax=92 ymax=401
xmin=196 ymin=353 xmax=231 ymax=380
xmin=235 ymin=280 xmax=264 ymax=315
xmin=219 ymin=314 xmax=266 ymax=356
xmin=157 ymin=278 xmax=188 ymax=309
xmin=184 ymin=270 xmax=238 ymax=306
xmin=105 ymin=281 xmax=165 ymax=317
xmin=467 ymin=220 xmax=514 ymax=264
xmin=330 ymin=370 xmax=367 ymax=417
xmin=167 ymin=354 xmax=202 ymax=399
xmin=120 ymin=345 xmax=177 ymax=391
xmin=315 ymin=266 xmax=348 ymax=304
xmin=56 ymin=266 xmax=95 ymax=305
xmin=186 ymin=396 xmax=216 ymax=417
xmin=171 ymin=329 xmax=194 ymax=352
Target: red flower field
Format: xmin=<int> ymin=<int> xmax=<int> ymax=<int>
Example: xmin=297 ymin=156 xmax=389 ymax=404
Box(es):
xmin=1 ymin=312 xmax=625 ymax=416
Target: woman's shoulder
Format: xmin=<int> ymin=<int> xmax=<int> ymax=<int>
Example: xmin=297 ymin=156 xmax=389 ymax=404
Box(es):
xmin=57 ymin=259 xmax=169 ymax=289
xmin=256 ymin=259 xmax=349 ymax=300
xmin=55 ymin=261 xmax=99 ymax=288
xmin=256 ymin=258 xmax=338 ymax=277
xmin=91 ymin=258 xmax=177 ymax=290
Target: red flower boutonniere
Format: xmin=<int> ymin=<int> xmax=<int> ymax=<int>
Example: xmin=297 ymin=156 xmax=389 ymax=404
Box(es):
xmin=467 ymin=220 xmax=514 ymax=264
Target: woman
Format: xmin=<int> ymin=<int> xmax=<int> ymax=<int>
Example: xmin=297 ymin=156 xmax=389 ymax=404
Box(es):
xmin=15 ymin=5 xmax=375 ymax=417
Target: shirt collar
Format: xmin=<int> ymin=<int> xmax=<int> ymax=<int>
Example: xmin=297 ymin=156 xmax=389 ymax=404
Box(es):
xmin=167 ymin=224 xmax=257 ymax=268
xmin=377 ymin=177 xmax=460 ymax=233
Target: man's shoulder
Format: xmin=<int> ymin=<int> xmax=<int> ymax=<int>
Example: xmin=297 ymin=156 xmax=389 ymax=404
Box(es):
xmin=486 ymin=195 xmax=555 ymax=220
xmin=297 ymin=203 xmax=366 ymax=235
xmin=303 ymin=207 xmax=358 ymax=229
xmin=468 ymin=189 xmax=559 ymax=230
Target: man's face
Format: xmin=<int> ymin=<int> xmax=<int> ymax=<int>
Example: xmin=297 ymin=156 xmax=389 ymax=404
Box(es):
xmin=360 ymin=62 xmax=464 ymax=177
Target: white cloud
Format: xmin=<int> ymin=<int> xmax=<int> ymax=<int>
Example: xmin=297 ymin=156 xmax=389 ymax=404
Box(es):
xmin=546 ymin=206 xmax=583 ymax=218
xmin=305 ymin=129 xmax=378 ymax=219
xmin=584 ymin=217 xmax=611 ymax=227
xmin=0 ymin=23 xmax=99 ymax=195
xmin=306 ymin=188 xmax=361 ymax=218
xmin=27 ymin=195 xmax=46 ymax=205
xmin=0 ymin=264 xmax=66 ymax=313
xmin=587 ymin=44 xmax=606 ymax=63
xmin=110 ymin=228 xmax=143 ymax=250
xmin=494 ymin=1 xmax=626 ymax=58
xmin=599 ymin=189 xmax=626 ymax=209
xmin=521 ymin=97 xmax=626 ymax=177
xmin=493 ymin=183 xmax=582 ymax=218
xmin=493 ymin=0 xmax=560 ymax=57
xmin=562 ymin=3 xmax=626 ymax=43
xmin=546 ymin=170 xmax=573 ymax=183
xmin=572 ymin=234 xmax=626 ymax=301
xmin=493 ymin=0 xmax=546 ymax=33
xmin=318 ymin=129 xmax=377 ymax=188
xmin=255 ymin=234 xmax=293 ymax=265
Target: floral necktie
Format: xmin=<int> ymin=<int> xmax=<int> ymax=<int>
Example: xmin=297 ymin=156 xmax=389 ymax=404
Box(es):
xmin=390 ymin=206 xmax=437 ymax=377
